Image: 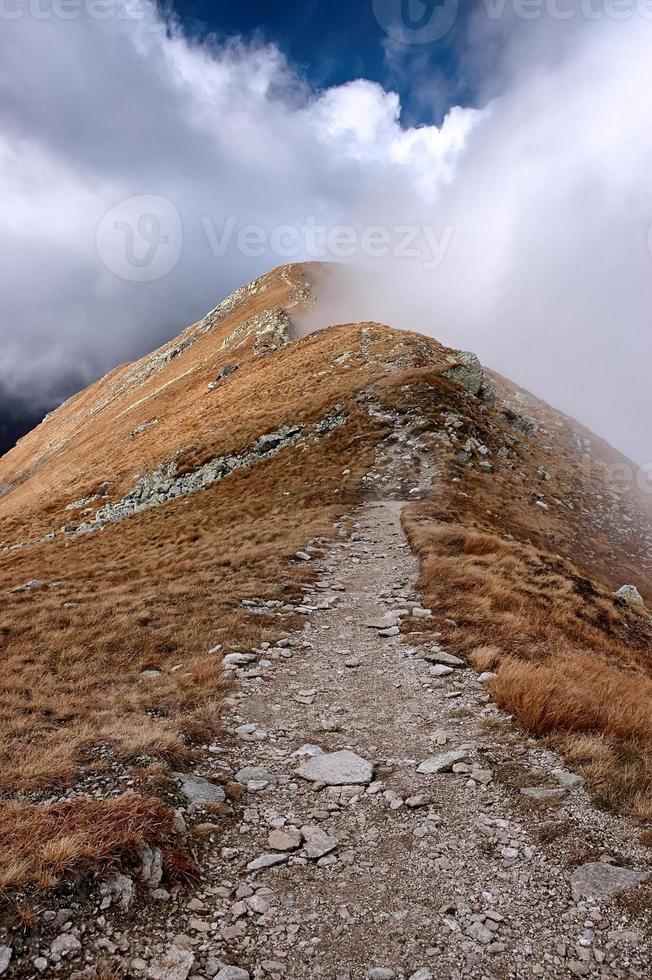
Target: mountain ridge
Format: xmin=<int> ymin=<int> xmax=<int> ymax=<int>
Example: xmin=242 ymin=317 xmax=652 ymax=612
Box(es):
xmin=0 ymin=262 xmax=650 ymax=976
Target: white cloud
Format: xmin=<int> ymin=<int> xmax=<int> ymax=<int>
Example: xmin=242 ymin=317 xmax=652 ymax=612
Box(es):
xmin=0 ymin=1 xmax=650 ymax=468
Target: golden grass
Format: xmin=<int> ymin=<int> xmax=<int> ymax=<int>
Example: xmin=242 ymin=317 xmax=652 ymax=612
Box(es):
xmin=0 ymin=260 xmax=650 ymax=899
xmin=404 ymin=512 xmax=652 ymax=816
xmin=0 ymin=795 xmax=175 ymax=893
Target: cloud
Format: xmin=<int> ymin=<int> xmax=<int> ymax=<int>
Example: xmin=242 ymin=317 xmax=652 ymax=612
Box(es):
xmin=0 ymin=1 xmax=650 ymax=468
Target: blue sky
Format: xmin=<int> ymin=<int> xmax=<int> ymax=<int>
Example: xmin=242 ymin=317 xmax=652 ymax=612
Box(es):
xmin=171 ymin=0 xmax=473 ymax=124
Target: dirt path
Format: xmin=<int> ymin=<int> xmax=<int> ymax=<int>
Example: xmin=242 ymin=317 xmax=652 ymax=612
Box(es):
xmin=118 ymin=498 xmax=650 ymax=980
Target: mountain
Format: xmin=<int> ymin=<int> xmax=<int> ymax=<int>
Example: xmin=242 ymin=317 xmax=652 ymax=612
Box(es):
xmin=0 ymin=263 xmax=650 ymax=977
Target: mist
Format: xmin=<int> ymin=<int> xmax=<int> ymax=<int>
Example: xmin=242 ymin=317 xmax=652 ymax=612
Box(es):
xmin=0 ymin=2 xmax=650 ymax=464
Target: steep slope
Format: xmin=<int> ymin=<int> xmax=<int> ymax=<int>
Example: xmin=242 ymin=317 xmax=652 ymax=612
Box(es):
xmin=0 ymin=263 xmax=650 ymax=976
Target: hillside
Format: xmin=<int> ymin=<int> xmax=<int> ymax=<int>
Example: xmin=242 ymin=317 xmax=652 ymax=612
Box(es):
xmin=0 ymin=263 xmax=650 ymax=979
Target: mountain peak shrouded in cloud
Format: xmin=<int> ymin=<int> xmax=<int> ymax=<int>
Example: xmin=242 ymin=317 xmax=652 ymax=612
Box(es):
xmin=0 ymin=1 xmax=650 ymax=467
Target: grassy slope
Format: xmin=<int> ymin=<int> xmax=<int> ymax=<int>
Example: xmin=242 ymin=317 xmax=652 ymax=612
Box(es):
xmin=0 ymin=262 xmax=649 ymax=901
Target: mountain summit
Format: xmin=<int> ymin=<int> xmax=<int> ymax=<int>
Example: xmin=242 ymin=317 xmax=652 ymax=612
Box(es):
xmin=0 ymin=263 xmax=650 ymax=977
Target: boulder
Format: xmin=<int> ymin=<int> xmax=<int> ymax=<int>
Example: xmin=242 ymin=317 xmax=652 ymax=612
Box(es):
xmin=443 ymin=351 xmax=484 ymax=397
xmin=570 ymin=862 xmax=649 ymax=902
xmin=296 ymin=749 xmax=373 ymax=786
xmin=175 ymin=773 xmax=226 ymax=806
xmin=148 ymin=946 xmax=195 ymax=980
xmin=300 ymin=824 xmax=338 ymax=859
xmin=614 ymin=585 xmax=645 ymax=607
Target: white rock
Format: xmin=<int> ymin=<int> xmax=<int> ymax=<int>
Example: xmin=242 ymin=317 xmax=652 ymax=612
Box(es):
xmin=296 ymin=750 xmax=373 ymax=786
xmin=235 ymin=766 xmax=277 ymax=788
xmin=148 ymin=947 xmax=195 ymax=980
xmin=246 ymin=853 xmax=289 ymax=872
xmin=50 ymin=935 xmax=82 ymax=958
xmin=417 ymin=750 xmax=468 ymax=774
xmin=292 ymin=743 xmax=325 ymax=758
xmin=175 ymin=773 xmax=226 ymax=805
xmin=570 ymin=863 xmax=649 ymax=902
xmin=379 ymin=626 xmax=400 ymax=637
xmin=268 ymin=828 xmax=302 ymax=852
xmin=100 ymin=873 xmax=134 ymax=911
xmin=422 ymin=650 xmax=466 ymax=667
xmin=478 ymin=672 xmax=498 ymax=683
xmin=301 ymin=824 xmax=338 ymax=859
xmin=224 ymin=653 xmax=256 ymax=668
xmin=0 ymin=947 xmax=11 ymax=975
xmin=520 ymin=787 xmax=565 ymax=801
xmin=614 ymin=584 xmax=644 ymax=606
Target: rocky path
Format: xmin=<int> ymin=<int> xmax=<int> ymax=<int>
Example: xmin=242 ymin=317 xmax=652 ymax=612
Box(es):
xmin=122 ymin=499 xmax=650 ymax=980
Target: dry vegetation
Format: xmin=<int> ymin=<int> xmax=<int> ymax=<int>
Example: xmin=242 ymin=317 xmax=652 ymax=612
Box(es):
xmin=0 ymin=795 xmax=175 ymax=893
xmin=397 ymin=369 xmax=652 ymax=818
xmin=0 ymin=260 xmax=649 ymax=903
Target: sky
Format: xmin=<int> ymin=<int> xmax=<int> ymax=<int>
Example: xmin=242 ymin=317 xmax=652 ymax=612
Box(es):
xmin=0 ymin=0 xmax=650 ymax=471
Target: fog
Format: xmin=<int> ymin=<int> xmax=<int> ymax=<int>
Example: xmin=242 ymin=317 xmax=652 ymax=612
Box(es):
xmin=0 ymin=1 xmax=650 ymax=463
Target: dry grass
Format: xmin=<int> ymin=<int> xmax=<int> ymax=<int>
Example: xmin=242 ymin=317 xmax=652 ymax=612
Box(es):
xmin=0 ymin=795 xmax=175 ymax=893
xmin=0 ymin=259 xmax=650 ymax=899
xmin=404 ymin=505 xmax=652 ymax=816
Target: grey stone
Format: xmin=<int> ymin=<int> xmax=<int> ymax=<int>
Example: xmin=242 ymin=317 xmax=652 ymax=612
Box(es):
xmin=417 ymin=750 xmax=468 ymax=774
xmin=268 ymin=828 xmax=302 ymax=852
xmin=478 ymin=671 xmax=498 ymax=683
xmin=215 ymin=969 xmax=250 ymax=980
xmin=367 ymin=970 xmax=396 ymax=980
xmin=443 ymin=351 xmax=484 ymax=396
xmin=137 ymin=843 xmax=164 ymax=888
xmin=409 ymin=971 xmax=433 ymax=980
xmin=552 ymin=768 xmax=584 ymax=789
xmin=224 ymin=653 xmax=257 ymax=667
xmin=0 ymin=947 xmax=11 ymax=975
xmin=9 ymin=579 xmax=42 ymax=594
xmin=364 ymin=616 xmax=400 ymax=630
xmin=246 ymin=853 xmax=289 ymax=872
xmin=570 ymin=863 xmax=649 ymax=902
xmin=148 ymin=946 xmax=195 ymax=980
xmin=429 ymin=664 xmax=454 ymax=677
xmin=50 ymin=935 xmax=82 ymax=958
xmin=614 ymin=585 xmax=645 ymax=607
xmin=301 ymin=824 xmax=338 ymax=859
xmin=378 ymin=625 xmax=400 ymax=637
xmin=235 ymin=766 xmax=277 ymax=789
xmin=292 ymin=744 xmax=325 ymax=758
xmin=422 ymin=650 xmax=466 ymax=667
xmin=520 ymin=787 xmax=566 ymax=801
xmin=296 ymin=750 xmax=373 ymax=786
xmin=176 ymin=773 xmax=226 ymax=805
xmin=100 ymin=873 xmax=134 ymax=911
